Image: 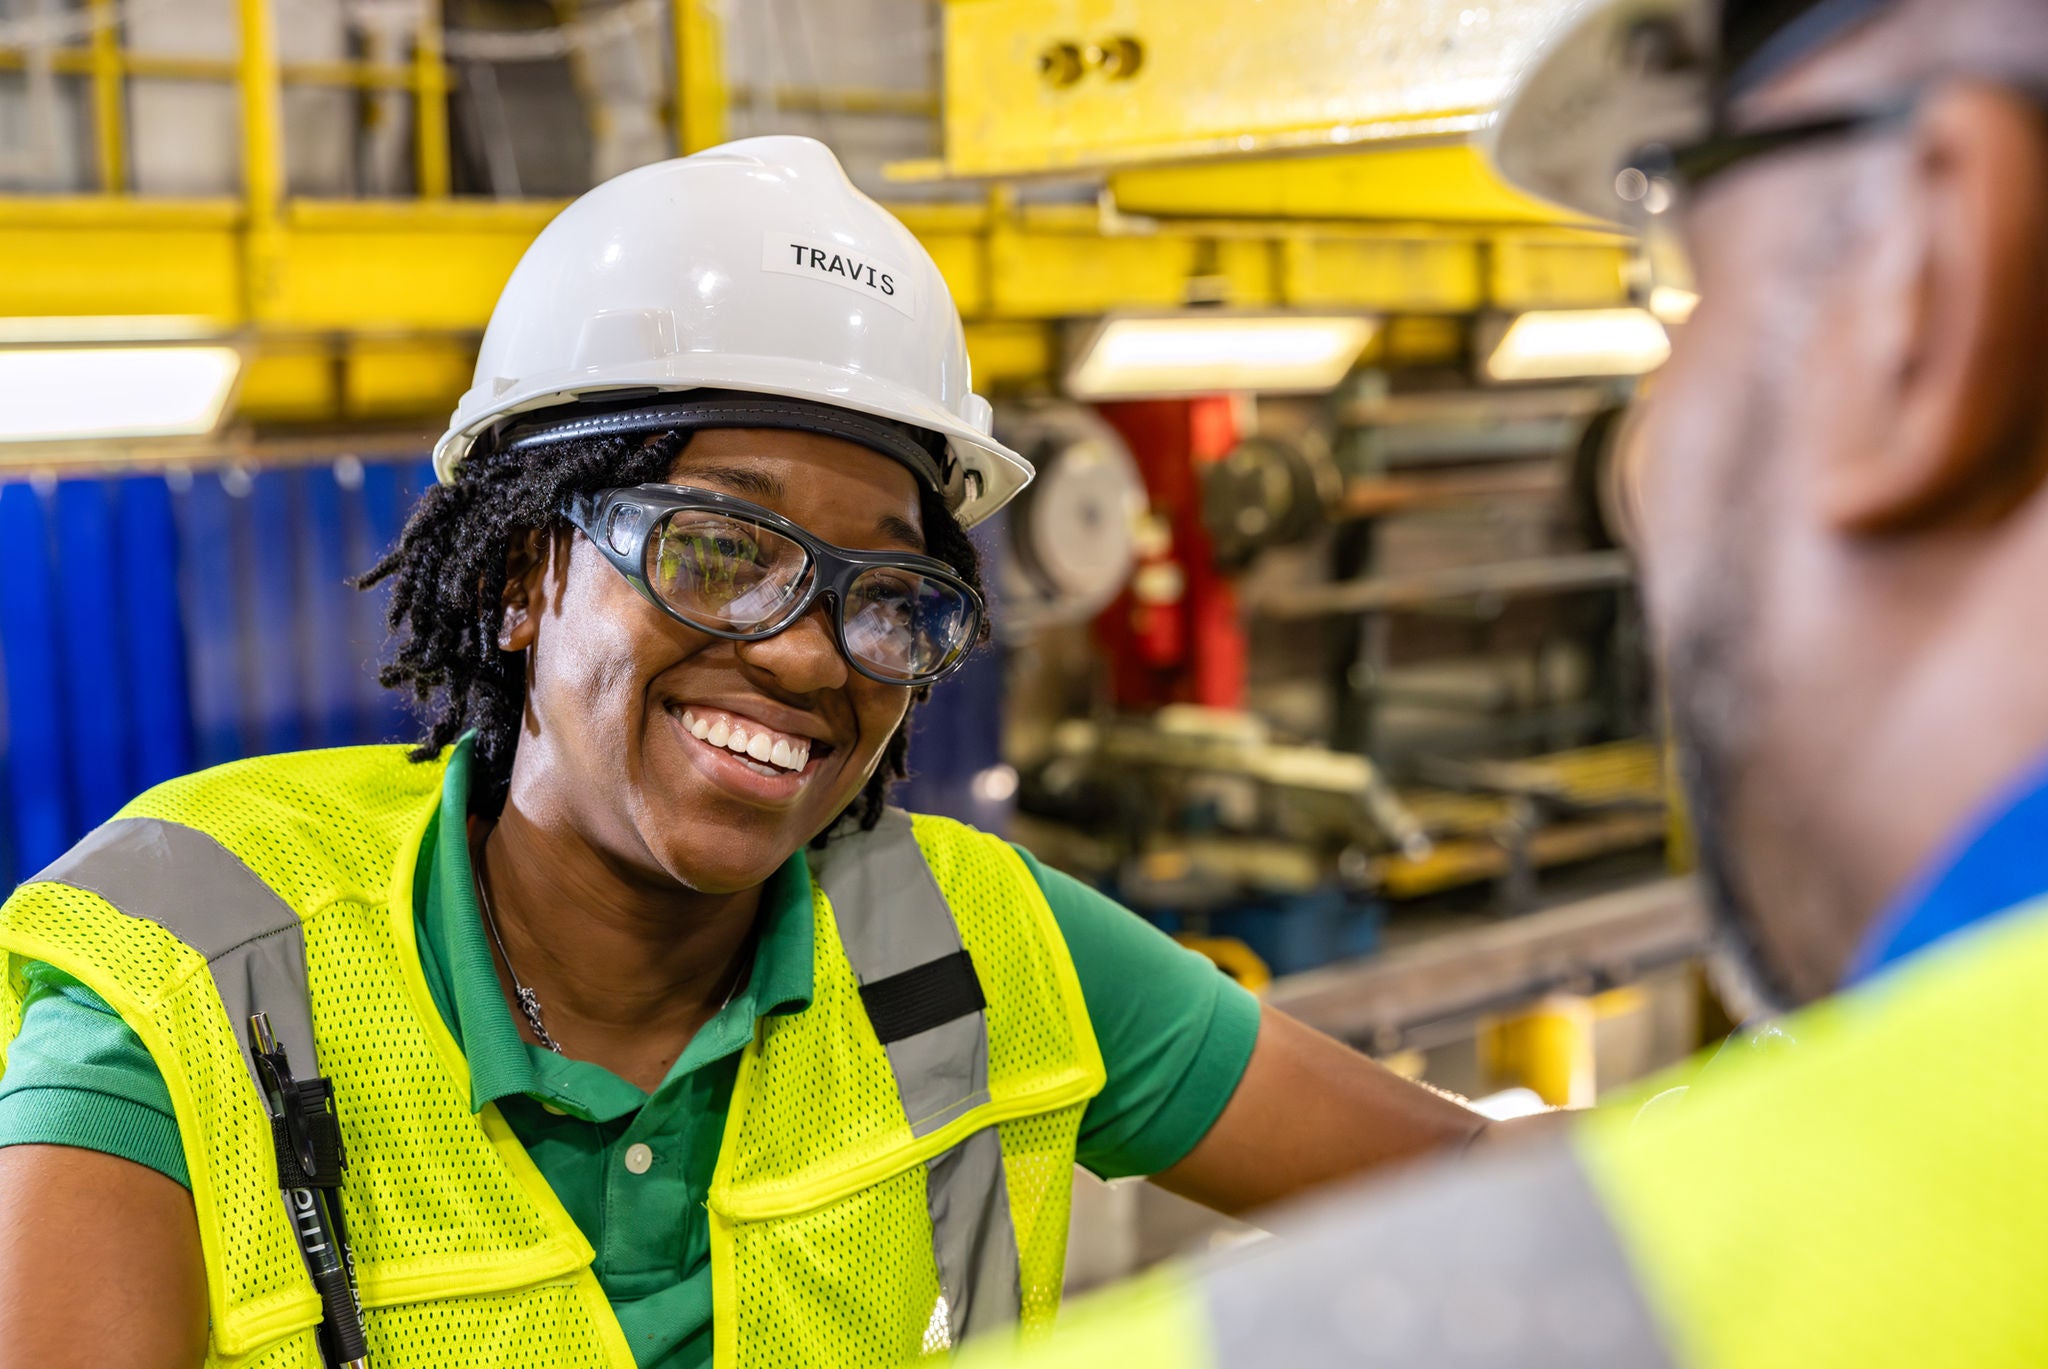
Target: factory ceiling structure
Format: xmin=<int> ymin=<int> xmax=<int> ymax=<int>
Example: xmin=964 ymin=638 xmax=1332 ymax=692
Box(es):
xmin=0 ymin=0 xmax=1641 ymax=461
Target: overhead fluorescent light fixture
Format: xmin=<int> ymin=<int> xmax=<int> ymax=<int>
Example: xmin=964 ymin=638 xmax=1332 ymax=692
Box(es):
xmin=0 ymin=314 xmax=221 ymax=344
xmin=0 ymin=344 xmax=242 ymax=442
xmin=1483 ymin=309 xmax=1671 ymax=383
xmin=1067 ymin=313 xmax=1377 ymax=399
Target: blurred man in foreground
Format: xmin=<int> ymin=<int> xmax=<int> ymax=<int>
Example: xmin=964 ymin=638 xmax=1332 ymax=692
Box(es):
xmin=960 ymin=0 xmax=2048 ymax=1363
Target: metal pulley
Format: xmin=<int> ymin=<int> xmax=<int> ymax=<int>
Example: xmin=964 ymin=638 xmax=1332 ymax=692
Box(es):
xmin=994 ymin=403 xmax=1148 ymax=632
xmin=1200 ymin=433 xmax=1339 ymax=567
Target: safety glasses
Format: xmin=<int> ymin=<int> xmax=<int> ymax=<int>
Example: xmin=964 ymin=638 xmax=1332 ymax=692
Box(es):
xmin=1615 ymin=87 xmax=1926 ymax=319
xmin=563 ymin=484 xmax=983 ymax=687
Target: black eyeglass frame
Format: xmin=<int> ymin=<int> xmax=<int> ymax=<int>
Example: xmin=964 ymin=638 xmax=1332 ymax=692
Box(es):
xmin=562 ymin=483 xmax=985 ymax=688
xmin=1623 ymin=78 xmax=2048 ymax=204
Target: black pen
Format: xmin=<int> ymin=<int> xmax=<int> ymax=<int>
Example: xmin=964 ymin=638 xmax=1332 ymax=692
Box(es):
xmin=249 ymin=1013 xmax=370 ymax=1369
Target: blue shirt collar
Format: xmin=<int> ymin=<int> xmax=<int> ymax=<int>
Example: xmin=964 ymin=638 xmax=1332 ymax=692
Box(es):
xmin=1846 ymin=751 xmax=2048 ymax=984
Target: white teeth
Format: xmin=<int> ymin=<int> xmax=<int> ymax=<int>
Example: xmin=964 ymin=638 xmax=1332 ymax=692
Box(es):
xmin=684 ymin=709 xmax=813 ymax=773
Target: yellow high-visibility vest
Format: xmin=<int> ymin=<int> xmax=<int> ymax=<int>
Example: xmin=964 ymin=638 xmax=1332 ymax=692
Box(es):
xmin=948 ymin=900 xmax=2048 ymax=1369
xmin=0 ymin=745 xmax=1104 ymax=1368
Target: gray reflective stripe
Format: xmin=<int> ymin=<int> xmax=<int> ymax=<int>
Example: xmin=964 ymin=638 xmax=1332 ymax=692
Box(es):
xmin=809 ymin=807 xmax=1024 ymax=1336
xmin=1198 ymin=1138 xmax=1678 ymax=1368
xmin=33 ymin=816 xmax=318 ymax=1094
xmin=924 ymin=1124 xmax=1023 ymax=1342
xmin=809 ymin=808 xmax=991 ymax=1133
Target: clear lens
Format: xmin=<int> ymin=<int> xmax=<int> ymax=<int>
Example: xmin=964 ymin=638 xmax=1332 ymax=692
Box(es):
xmin=1617 ymin=164 xmax=1698 ymax=325
xmin=635 ymin=500 xmax=976 ymax=683
xmin=842 ymin=567 xmax=978 ymax=682
xmin=646 ymin=510 xmax=811 ymax=629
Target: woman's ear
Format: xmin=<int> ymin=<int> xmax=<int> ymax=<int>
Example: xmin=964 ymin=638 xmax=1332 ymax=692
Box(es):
xmin=498 ymin=527 xmax=551 ymax=652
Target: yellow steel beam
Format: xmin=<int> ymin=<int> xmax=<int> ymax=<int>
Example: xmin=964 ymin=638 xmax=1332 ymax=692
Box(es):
xmin=86 ymin=0 xmax=125 ymax=194
xmin=0 ymin=199 xmax=240 ymax=320
xmin=413 ymin=0 xmax=451 ymax=199
xmin=231 ymin=335 xmax=482 ymax=423
xmin=1283 ymin=236 xmax=1483 ymax=312
xmin=1109 ymin=145 xmax=1591 ymax=227
xmin=276 ymin=200 xmax=557 ymax=330
xmin=237 ymin=341 xmax=342 ymax=423
xmin=0 ymin=198 xmax=240 ymax=229
xmin=671 ymin=0 xmax=726 ymax=154
xmin=0 ymin=195 xmax=1632 ymax=426
xmin=961 ymin=321 xmax=1054 ymax=387
xmin=989 ymin=218 xmax=1207 ymax=318
xmin=934 ymin=0 xmax=1550 ymax=178
xmin=1489 ymin=237 xmax=1632 ymax=310
xmin=1380 ymin=316 xmax=1469 ymax=366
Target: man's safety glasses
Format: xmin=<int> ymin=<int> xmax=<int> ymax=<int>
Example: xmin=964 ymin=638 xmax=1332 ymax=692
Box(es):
xmin=564 ymin=485 xmax=984 ymax=687
xmin=1615 ymin=86 xmax=1926 ymax=318
xmin=1617 ymin=81 xmax=2048 ymax=319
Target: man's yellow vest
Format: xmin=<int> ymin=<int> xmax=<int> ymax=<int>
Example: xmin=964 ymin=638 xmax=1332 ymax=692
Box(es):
xmin=949 ymin=900 xmax=2048 ymax=1369
xmin=0 ymin=746 xmax=1105 ymax=1368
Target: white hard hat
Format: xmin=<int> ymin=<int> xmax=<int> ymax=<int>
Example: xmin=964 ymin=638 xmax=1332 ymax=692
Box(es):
xmin=1486 ymin=0 xmax=1713 ymax=224
xmin=435 ymin=135 xmax=1032 ymax=528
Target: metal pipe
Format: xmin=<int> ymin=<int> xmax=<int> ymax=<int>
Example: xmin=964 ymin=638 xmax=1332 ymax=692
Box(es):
xmin=1255 ymin=550 xmax=1634 ymax=620
xmin=731 ymin=83 xmax=938 ymax=118
xmin=0 ymin=46 xmax=436 ymax=89
xmin=670 ymin=0 xmax=725 ymax=154
xmin=1335 ymin=465 xmax=1562 ymax=519
xmin=413 ymin=0 xmax=450 ymax=199
xmin=237 ymin=0 xmax=284 ymax=322
xmin=86 ymin=0 xmax=124 ymax=193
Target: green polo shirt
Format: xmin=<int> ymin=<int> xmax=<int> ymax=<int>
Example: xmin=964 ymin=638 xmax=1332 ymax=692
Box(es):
xmin=0 ymin=742 xmax=1259 ymax=1367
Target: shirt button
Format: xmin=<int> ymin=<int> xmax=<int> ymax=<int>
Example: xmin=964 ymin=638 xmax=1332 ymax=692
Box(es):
xmin=623 ymin=1143 xmax=654 ymax=1175
xmin=541 ymin=1102 xmax=566 ymax=1117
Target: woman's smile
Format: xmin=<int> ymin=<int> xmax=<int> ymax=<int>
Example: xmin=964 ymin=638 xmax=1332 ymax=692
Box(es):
xmin=666 ymin=700 xmax=840 ymax=808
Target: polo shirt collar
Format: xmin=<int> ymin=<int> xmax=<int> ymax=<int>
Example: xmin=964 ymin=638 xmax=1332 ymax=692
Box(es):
xmin=424 ymin=735 xmax=816 ymax=1115
xmin=1846 ymin=750 xmax=2048 ymax=985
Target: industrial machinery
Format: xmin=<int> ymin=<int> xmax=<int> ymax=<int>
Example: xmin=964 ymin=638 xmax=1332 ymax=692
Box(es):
xmin=993 ymin=400 xmax=1148 ymax=636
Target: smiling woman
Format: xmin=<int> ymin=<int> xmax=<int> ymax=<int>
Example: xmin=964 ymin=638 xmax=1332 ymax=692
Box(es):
xmin=357 ymin=416 xmax=984 ymax=891
xmin=0 ymin=136 xmax=1509 ymax=1369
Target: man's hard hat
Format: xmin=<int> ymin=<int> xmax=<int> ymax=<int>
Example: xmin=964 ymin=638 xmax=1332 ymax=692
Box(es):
xmin=1487 ymin=0 xmax=1893 ymax=223
xmin=434 ymin=136 xmax=1032 ymax=529
xmin=1486 ymin=0 xmax=1713 ymax=224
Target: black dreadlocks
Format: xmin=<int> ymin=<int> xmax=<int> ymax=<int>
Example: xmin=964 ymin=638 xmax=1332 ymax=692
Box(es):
xmin=356 ymin=430 xmax=985 ymax=841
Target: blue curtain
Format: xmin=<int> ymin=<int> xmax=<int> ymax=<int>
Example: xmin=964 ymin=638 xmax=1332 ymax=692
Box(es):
xmin=0 ymin=456 xmax=435 ymax=889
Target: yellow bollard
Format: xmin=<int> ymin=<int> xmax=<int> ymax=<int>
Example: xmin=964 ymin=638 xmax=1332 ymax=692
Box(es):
xmin=1478 ymin=994 xmax=1596 ymax=1108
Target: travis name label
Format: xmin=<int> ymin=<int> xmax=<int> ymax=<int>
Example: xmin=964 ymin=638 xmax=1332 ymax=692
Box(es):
xmin=762 ymin=234 xmax=918 ymax=318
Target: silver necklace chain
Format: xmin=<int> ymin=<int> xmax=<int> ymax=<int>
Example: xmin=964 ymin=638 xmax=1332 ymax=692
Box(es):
xmin=474 ymin=835 xmax=749 ymax=1057
xmin=474 ymin=854 xmax=565 ymax=1054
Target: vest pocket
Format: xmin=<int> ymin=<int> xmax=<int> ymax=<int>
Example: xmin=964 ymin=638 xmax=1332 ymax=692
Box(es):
xmin=714 ymin=1162 xmax=949 ymax=1367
